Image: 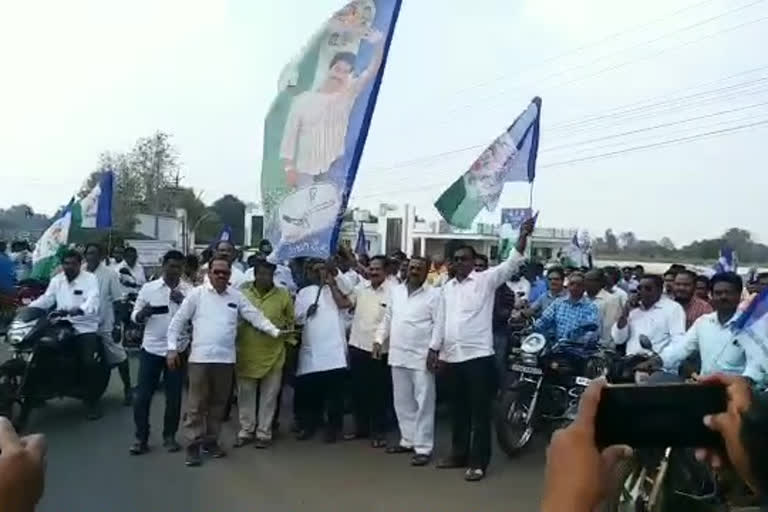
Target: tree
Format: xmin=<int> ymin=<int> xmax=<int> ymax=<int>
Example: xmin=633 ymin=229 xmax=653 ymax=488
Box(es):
xmin=659 ymin=237 xmax=676 ymax=251
xmin=210 ymin=195 xmax=245 ymax=245
xmin=619 ymin=231 xmax=637 ymax=250
xmin=604 ymin=228 xmax=619 ymax=252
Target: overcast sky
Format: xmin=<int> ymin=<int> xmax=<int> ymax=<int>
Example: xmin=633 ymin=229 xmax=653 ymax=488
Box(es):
xmin=1 ymin=0 xmax=766 ymax=246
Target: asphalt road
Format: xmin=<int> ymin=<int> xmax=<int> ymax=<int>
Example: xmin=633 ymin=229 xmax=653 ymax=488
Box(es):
xmin=28 ymin=367 xmax=546 ymax=512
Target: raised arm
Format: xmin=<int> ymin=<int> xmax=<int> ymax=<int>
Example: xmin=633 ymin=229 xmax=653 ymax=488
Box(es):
xmin=486 ymin=219 xmax=534 ymax=290
xmin=350 ymin=31 xmax=385 ymax=95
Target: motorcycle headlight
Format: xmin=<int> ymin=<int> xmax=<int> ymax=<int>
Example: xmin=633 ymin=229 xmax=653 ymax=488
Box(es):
xmin=6 ymin=321 xmax=34 ymax=345
xmin=521 ymin=333 xmax=546 ymax=354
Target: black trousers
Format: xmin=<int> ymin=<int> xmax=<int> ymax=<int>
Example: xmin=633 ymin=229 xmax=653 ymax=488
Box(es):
xmin=447 ymin=356 xmax=496 ymax=471
xmin=73 ymin=333 xmax=106 ymax=405
xmin=295 ymin=369 xmax=346 ymax=433
xmin=133 ymin=350 xmax=183 ymax=443
xmin=348 ymin=346 xmax=391 ymax=437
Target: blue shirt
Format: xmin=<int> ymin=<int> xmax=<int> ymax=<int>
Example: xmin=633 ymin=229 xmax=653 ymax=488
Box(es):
xmin=0 ymin=253 xmax=14 ymax=292
xmin=529 ymin=277 xmax=548 ymax=303
xmin=534 ymin=296 xmax=600 ymax=341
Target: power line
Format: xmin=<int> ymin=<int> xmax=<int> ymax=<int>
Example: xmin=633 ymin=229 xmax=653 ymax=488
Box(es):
xmin=351 ymin=119 xmax=768 ymax=201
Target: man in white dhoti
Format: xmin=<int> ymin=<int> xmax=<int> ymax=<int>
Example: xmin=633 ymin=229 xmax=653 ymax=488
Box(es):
xmin=375 ymin=256 xmax=441 ymax=466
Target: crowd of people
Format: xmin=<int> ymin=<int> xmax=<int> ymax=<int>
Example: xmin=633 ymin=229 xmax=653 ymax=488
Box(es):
xmin=2 ymin=219 xmax=767 ymax=498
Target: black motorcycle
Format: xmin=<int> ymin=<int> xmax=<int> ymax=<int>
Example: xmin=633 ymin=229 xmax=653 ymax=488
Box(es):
xmin=495 ymin=325 xmax=607 ymax=456
xmin=0 ymin=307 xmax=112 ymax=430
xmin=113 ymin=292 xmax=143 ymax=352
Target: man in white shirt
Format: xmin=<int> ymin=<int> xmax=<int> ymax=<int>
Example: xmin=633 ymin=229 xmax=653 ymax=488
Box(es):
xmin=129 ymin=250 xmax=192 ymax=456
xmin=203 ymin=240 xmax=247 ymax=288
xmin=611 ymin=274 xmax=686 ymax=355
xmin=84 ymin=244 xmax=132 ymax=408
xmin=429 ymin=219 xmax=534 ymax=482
xmin=604 ymin=266 xmax=629 ymax=309
xmin=375 ymin=256 xmax=441 ymax=466
xmin=584 ymin=269 xmax=622 ymax=346
xmin=115 ymin=246 xmax=147 ymax=296
xmin=167 ymin=257 xmax=283 ymax=467
xmin=30 ymin=249 xmax=104 ymax=418
xmin=293 ymin=259 xmax=352 ymax=443
xmin=347 ymin=255 xmax=392 ymax=447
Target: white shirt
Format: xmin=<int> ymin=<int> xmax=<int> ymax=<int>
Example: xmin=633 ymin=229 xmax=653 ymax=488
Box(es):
xmin=349 ymin=280 xmax=391 ymax=353
xmin=608 ymin=285 xmax=629 ymax=309
xmin=611 ymin=296 xmax=686 ymax=355
xmin=87 ymin=263 xmax=123 ymax=333
xmin=167 ymin=282 xmax=280 ymax=364
xmin=294 ymin=284 xmax=348 ymax=376
xmin=591 ymin=289 xmax=623 ymax=344
xmin=203 ymin=264 xmax=247 ymax=289
xmin=115 ymin=261 xmax=147 ymax=296
xmin=30 ymin=271 xmax=100 ymax=334
xmin=375 ymin=282 xmax=442 ymax=370
xmin=131 ymin=278 xmax=193 ymax=357
xmin=660 ymin=311 xmax=765 ymax=384
xmin=432 ymin=250 xmax=526 ymax=363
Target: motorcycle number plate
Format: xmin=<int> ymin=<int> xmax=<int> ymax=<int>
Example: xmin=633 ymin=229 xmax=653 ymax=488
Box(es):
xmin=575 ymin=376 xmax=591 ymax=386
xmin=510 ymin=364 xmax=542 ymax=375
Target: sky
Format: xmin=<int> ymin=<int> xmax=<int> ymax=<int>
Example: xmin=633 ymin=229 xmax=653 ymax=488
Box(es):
xmin=1 ymin=0 xmax=766 ymax=246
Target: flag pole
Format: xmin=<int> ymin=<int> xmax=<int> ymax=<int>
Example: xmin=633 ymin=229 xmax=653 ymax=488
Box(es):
xmin=528 ymin=181 xmax=534 ymax=209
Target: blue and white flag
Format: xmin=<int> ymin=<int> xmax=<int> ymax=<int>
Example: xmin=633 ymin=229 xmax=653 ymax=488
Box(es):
xmin=217 ymin=225 xmax=233 ymax=243
xmin=355 ymin=221 xmax=368 ymax=255
xmin=435 ymin=97 xmax=542 ymax=228
xmin=562 ymin=233 xmax=589 ymax=268
xmin=714 ymin=247 xmax=737 ymax=274
xmin=498 ymin=208 xmax=532 ymax=259
xmin=74 ymin=171 xmax=113 ymax=229
xmin=261 ymin=0 xmax=403 ymax=260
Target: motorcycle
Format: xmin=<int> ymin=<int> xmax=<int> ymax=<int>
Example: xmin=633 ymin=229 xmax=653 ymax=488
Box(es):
xmin=0 ymin=307 xmax=112 ymax=430
xmin=0 ymin=279 xmax=46 ymax=335
xmin=113 ymin=292 xmax=143 ymax=352
xmin=494 ymin=324 xmax=608 ymax=456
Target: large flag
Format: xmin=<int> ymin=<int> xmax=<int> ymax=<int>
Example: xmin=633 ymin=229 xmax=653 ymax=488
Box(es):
xmin=72 ymin=171 xmax=114 ymax=229
xmin=435 ymin=97 xmax=542 ymax=229
xmin=713 ymin=246 xmax=737 ymax=274
xmin=261 ymin=0 xmax=403 ymax=261
xmin=498 ymin=208 xmax=532 ymax=260
xmin=30 ymin=202 xmax=73 ymax=281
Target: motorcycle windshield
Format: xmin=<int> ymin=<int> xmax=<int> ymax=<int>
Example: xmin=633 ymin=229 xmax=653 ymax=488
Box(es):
xmin=13 ymin=307 xmax=47 ymax=323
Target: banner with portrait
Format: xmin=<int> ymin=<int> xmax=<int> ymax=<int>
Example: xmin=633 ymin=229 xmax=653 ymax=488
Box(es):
xmin=498 ymin=208 xmax=532 ymax=260
xmin=261 ymin=0 xmax=403 ymax=261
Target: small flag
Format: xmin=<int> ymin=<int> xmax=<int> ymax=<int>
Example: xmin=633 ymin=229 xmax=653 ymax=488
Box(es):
xmin=714 ymin=246 xmax=737 ymax=274
xmin=435 ymin=97 xmax=542 ymax=229
xmin=498 ymin=208 xmax=532 ymax=259
xmin=30 ymin=201 xmax=73 ymax=281
xmin=562 ymin=233 xmax=589 ymax=268
xmin=217 ymin=225 xmax=233 ymax=243
xmin=733 ymin=288 xmax=768 ymax=332
xmin=72 ymin=171 xmax=114 ymax=229
xmin=355 ymin=222 xmax=368 ymax=255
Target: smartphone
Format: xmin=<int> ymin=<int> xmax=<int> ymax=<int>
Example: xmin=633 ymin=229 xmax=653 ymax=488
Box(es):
xmin=595 ymin=383 xmax=727 ymax=448
xmin=150 ymin=305 xmax=170 ymax=315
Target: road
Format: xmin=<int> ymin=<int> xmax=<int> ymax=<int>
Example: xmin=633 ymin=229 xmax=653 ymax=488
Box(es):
xmin=30 ymin=370 xmax=546 ymax=512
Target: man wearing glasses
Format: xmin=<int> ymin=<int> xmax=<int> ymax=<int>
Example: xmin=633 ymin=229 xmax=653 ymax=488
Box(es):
xmin=612 ymin=274 xmax=686 ymax=356
xmin=167 ymin=257 xmax=286 ymax=467
xmin=429 ymin=218 xmax=534 ymax=482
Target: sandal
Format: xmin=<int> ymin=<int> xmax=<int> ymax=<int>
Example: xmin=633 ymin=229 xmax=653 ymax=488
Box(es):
xmin=464 ymin=468 xmax=485 ymax=482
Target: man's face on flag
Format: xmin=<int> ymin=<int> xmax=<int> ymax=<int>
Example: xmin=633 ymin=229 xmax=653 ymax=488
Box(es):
xmin=465 ymin=161 xmax=502 ymax=208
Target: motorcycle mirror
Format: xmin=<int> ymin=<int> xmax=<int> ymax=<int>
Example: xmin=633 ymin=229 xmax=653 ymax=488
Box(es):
xmin=639 ymin=337 xmax=653 ymax=351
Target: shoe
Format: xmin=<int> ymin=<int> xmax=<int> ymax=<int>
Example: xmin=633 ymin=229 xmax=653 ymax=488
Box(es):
xmin=385 ymin=445 xmax=413 ymax=454
xmin=343 ymin=431 xmax=369 ymax=441
xmin=129 ymin=441 xmax=149 ymax=455
xmin=202 ymin=442 xmax=226 ymax=458
xmin=436 ymin=455 xmax=467 ymax=469
xmin=295 ymin=428 xmax=315 ymax=441
xmin=163 ymin=437 xmax=181 ymax=453
xmin=411 ymin=454 xmax=431 ymax=466
xmin=253 ymin=438 xmax=272 ymax=449
xmin=371 ymin=437 xmax=387 ymax=449
xmin=85 ymin=404 xmax=102 ymax=421
xmin=464 ymin=467 xmax=485 ymax=482
xmin=233 ymin=437 xmax=253 ymax=448
xmin=123 ymin=389 xmax=133 ymax=407
xmin=323 ymin=429 xmax=338 ymax=444
xmin=185 ymin=444 xmax=202 ymax=467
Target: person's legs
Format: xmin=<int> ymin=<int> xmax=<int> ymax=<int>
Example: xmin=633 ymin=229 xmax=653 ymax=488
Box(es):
xmin=256 ymin=365 xmax=283 ymax=442
xmin=161 ymin=359 xmax=184 ymax=446
xmin=448 ymin=362 xmax=470 ymax=463
xmin=466 ymin=356 xmax=495 ymax=472
xmin=236 ymin=377 xmax=258 ymax=441
xmin=412 ymin=368 xmax=437 ymax=456
xmin=295 ymin=373 xmax=320 ymax=436
xmin=493 ymin=331 xmax=509 ymax=387
xmin=75 ymin=333 xmax=106 ymax=417
xmin=133 ymin=350 xmax=163 ymax=445
xmin=324 ymin=369 xmax=346 ymax=439
xmin=391 ymin=366 xmax=416 ymax=450
xmin=348 ymin=346 xmax=370 ymax=437
xmin=370 ymin=355 xmax=390 ymax=441
xmin=205 ymin=363 xmax=234 ymax=447
xmin=184 ymin=363 xmax=209 ymax=445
